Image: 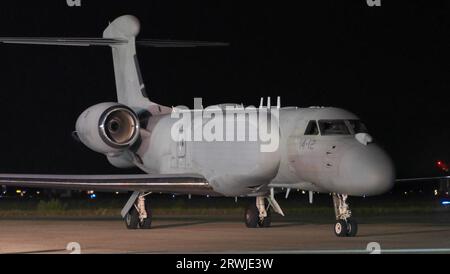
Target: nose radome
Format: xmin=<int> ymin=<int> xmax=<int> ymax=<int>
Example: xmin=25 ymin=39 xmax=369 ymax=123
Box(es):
xmin=338 ymin=144 xmax=395 ymax=196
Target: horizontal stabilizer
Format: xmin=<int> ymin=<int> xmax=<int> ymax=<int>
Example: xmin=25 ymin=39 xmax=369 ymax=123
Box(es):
xmin=0 ymin=37 xmax=126 ymax=46
xmin=0 ymin=37 xmax=228 ymax=47
xmin=137 ymin=39 xmax=229 ymax=47
xmin=396 ymin=176 xmax=450 ymax=182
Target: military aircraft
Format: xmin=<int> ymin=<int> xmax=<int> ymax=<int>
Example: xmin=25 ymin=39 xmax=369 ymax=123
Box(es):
xmin=0 ymin=15 xmax=443 ymax=237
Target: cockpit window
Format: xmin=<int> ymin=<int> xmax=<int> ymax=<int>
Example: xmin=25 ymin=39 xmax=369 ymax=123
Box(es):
xmin=347 ymin=120 xmax=368 ymax=134
xmin=304 ymin=120 xmax=319 ymax=135
xmin=318 ymin=120 xmax=350 ymax=135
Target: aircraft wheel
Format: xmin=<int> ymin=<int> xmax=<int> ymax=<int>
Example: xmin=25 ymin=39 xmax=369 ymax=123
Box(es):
xmin=245 ymin=203 xmax=259 ymax=228
xmin=125 ymin=207 xmax=139 ymax=229
xmin=346 ymin=218 xmax=358 ymax=237
xmin=334 ymin=220 xmax=348 ymax=237
xmin=139 ymin=201 xmax=153 ymax=229
xmin=258 ymin=209 xmax=272 ymax=228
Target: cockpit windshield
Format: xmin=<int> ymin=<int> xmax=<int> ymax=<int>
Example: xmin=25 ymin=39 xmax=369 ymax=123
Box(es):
xmin=347 ymin=120 xmax=369 ymax=134
xmin=318 ymin=120 xmax=350 ymax=135
xmin=305 ymin=119 xmax=369 ymax=136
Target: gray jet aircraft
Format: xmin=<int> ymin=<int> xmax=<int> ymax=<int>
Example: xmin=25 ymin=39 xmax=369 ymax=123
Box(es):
xmin=0 ymin=15 xmax=445 ymax=237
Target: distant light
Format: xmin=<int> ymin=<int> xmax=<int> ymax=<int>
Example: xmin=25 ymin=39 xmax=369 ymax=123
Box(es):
xmin=16 ymin=189 xmax=21 ymax=194
xmin=172 ymin=194 xmax=175 ymax=198
xmin=87 ymin=190 xmax=94 ymax=195
xmin=90 ymin=193 xmax=96 ymax=199
xmin=404 ymin=192 xmax=408 ymax=195
xmin=436 ymin=161 xmax=449 ymax=172
xmin=434 ymin=189 xmax=438 ymax=196
xmin=302 ymin=190 xmax=306 ymax=194
xmin=36 ymin=191 xmax=40 ymax=195
xmin=115 ymin=192 xmax=119 ymax=195
xmin=442 ymin=201 xmax=450 ymax=206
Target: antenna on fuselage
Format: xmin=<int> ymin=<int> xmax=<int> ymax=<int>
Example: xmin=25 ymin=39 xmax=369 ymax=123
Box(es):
xmin=267 ymin=97 xmax=271 ymax=109
xmin=277 ymin=96 xmax=281 ymax=109
xmin=259 ymin=97 xmax=264 ymax=109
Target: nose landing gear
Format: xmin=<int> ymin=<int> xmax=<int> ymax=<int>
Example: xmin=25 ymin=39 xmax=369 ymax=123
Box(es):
xmin=332 ymin=194 xmax=358 ymax=237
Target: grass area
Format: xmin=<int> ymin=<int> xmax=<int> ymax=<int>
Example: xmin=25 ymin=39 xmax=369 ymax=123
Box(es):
xmin=0 ymin=196 xmax=446 ymax=218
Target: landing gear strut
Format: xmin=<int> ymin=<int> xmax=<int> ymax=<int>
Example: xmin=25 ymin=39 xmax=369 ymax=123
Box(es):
xmin=245 ymin=196 xmax=272 ymax=228
xmin=332 ymin=194 xmax=357 ymax=237
xmin=124 ymin=193 xmax=152 ymax=229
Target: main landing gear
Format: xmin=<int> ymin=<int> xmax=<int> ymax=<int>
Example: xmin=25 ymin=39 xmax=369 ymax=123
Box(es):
xmin=332 ymin=194 xmax=358 ymax=237
xmin=245 ymin=196 xmax=272 ymax=228
xmin=124 ymin=192 xmax=152 ymax=229
xmin=245 ymin=191 xmax=285 ymax=228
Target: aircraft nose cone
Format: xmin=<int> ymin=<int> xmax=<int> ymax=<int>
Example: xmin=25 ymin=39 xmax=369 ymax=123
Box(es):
xmin=338 ymin=144 xmax=395 ymax=196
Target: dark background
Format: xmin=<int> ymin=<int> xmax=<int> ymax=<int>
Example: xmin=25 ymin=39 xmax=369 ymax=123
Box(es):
xmin=0 ymin=0 xmax=448 ymax=178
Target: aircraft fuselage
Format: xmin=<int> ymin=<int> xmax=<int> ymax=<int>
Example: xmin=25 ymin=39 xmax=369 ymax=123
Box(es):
xmin=128 ymin=105 xmax=395 ymax=197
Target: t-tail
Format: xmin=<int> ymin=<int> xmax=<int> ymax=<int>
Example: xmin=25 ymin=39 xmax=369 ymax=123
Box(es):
xmin=0 ymin=15 xmax=228 ymax=112
xmin=103 ymin=15 xmax=152 ymax=109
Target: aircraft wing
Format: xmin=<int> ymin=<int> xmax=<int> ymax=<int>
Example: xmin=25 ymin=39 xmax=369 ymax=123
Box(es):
xmin=0 ymin=173 xmax=216 ymax=195
xmin=396 ymin=176 xmax=450 ymax=182
xmin=0 ymin=37 xmax=228 ymax=47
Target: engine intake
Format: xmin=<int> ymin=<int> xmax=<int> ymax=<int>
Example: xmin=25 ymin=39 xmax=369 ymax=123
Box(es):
xmin=76 ymin=102 xmax=140 ymax=155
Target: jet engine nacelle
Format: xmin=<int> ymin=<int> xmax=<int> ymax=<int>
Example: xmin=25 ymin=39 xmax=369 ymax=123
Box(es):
xmin=75 ymin=102 xmax=140 ymax=155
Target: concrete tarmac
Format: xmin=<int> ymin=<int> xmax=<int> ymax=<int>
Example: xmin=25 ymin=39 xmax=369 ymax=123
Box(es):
xmin=1 ymin=215 xmax=450 ymax=254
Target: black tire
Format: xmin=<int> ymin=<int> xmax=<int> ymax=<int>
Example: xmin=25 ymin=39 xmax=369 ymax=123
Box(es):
xmin=139 ymin=201 xmax=152 ymax=229
xmin=334 ymin=220 xmax=348 ymax=237
xmin=245 ymin=203 xmax=259 ymax=228
xmin=125 ymin=207 xmax=139 ymax=229
xmin=346 ymin=218 xmax=358 ymax=237
xmin=258 ymin=209 xmax=272 ymax=228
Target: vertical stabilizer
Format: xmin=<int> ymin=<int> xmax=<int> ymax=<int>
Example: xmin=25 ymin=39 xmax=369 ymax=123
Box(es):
xmin=103 ymin=15 xmax=153 ymax=109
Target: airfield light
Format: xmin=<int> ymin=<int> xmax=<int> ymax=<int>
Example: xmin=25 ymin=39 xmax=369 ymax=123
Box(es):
xmin=436 ymin=160 xmax=449 ymax=172
xmin=16 ymin=189 xmax=21 ymax=194
xmin=90 ymin=193 xmax=96 ymax=199
xmin=442 ymin=201 xmax=450 ymax=206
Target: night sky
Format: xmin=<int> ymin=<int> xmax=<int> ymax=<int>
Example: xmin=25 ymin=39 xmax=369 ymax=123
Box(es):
xmin=0 ymin=0 xmax=448 ymax=178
